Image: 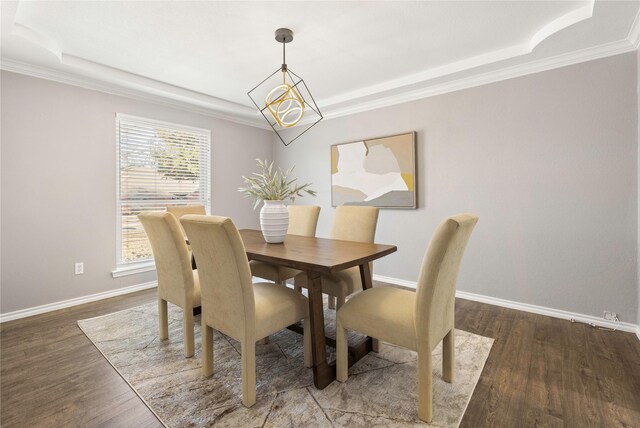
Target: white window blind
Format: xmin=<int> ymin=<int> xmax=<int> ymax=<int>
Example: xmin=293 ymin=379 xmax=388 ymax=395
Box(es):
xmin=116 ymin=113 xmax=211 ymax=265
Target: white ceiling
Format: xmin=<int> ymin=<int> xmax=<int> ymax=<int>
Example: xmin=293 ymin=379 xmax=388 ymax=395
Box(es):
xmin=2 ymin=1 xmax=639 ymax=128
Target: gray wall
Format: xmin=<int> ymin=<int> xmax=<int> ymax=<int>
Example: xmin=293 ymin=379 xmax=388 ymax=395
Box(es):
xmin=275 ymin=52 xmax=639 ymax=323
xmin=1 ymin=71 xmax=272 ymax=314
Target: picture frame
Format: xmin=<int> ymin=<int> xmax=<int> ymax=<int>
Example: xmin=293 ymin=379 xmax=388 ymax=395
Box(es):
xmin=331 ymin=132 xmax=417 ymax=209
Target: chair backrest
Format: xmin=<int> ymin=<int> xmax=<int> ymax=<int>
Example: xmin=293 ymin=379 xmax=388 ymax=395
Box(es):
xmin=288 ymin=205 xmax=321 ymax=237
xmin=180 ymin=215 xmax=255 ymax=338
xmin=167 ymin=204 xmax=207 ymax=236
xmin=330 ymin=206 xmax=379 ymax=243
xmin=167 ymin=204 xmax=206 ymax=218
xmin=415 ymin=213 xmax=478 ymax=349
xmin=138 ymin=212 xmax=195 ymax=307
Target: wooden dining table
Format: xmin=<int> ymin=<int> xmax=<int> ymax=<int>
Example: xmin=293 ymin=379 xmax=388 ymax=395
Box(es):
xmin=239 ymin=229 xmax=397 ymax=389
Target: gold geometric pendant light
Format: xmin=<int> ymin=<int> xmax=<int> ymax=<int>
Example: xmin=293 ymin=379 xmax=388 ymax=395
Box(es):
xmin=248 ymin=28 xmax=323 ymax=146
xmin=265 ymin=79 xmax=305 ymax=128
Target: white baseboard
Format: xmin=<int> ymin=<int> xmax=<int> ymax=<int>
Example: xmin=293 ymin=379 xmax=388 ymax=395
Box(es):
xmin=3 ymin=274 xmax=639 ymax=340
xmin=373 ymin=274 xmax=418 ymax=290
xmin=0 ymin=281 xmax=158 ymax=323
xmin=373 ymin=274 xmax=640 ymax=335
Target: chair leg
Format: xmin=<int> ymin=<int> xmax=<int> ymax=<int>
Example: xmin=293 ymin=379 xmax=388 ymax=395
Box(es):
xmin=417 ymin=348 xmax=433 ymax=423
xmin=303 ymin=317 xmax=312 ymax=368
xmin=336 ymin=319 xmax=349 ymax=382
xmin=443 ymin=329 xmax=455 ymax=383
xmin=183 ymin=307 xmax=194 ymax=358
xmin=158 ymin=298 xmax=168 ymax=340
xmin=241 ymin=339 xmax=256 ymax=407
xmin=336 ymin=292 xmax=346 ymax=310
xmin=257 ymin=337 xmax=269 ymax=345
xmin=328 ymin=295 xmax=336 ymax=310
xmin=202 ymin=322 xmax=214 ymax=376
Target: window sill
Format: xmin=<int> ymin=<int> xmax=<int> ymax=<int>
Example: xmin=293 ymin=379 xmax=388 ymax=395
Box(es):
xmin=111 ymin=261 xmax=156 ymax=278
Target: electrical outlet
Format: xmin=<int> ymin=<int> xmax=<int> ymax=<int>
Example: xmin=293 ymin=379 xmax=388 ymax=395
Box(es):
xmin=603 ymin=311 xmax=618 ymax=322
xmin=75 ymin=262 xmax=84 ymax=275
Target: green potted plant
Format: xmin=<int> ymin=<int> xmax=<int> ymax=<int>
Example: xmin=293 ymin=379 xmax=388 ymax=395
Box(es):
xmin=239 ymin=159 xmax=316 ymax=243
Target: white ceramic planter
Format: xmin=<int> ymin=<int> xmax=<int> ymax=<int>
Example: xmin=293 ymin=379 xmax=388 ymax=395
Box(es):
xmin=260 ymin=200 xmax=289 ymax=243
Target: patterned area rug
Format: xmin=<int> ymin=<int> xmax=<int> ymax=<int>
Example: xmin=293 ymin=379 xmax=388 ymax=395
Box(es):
xmin=78 ymin=301 xmax=493 ymax=427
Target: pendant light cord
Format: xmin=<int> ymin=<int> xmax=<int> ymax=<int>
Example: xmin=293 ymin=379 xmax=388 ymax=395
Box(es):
xmin=282 ymin=37 xmax=286 ymax=83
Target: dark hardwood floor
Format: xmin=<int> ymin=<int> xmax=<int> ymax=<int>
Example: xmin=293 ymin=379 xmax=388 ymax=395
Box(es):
xmin=1 ymin=284 xmax=639 ymax=427
xmin=1 ymin=290 xmax=161 ymax=428
xmin=456 ymin=298 xmax=640 ymax=427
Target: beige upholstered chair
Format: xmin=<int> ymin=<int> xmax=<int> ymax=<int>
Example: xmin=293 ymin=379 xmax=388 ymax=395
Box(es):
xmin=168 ymin=204 xmax=207 ymax=269
xmin=335 ymin=213 xmax=478 ymax=422
xmin=138 ymin=212 xmax=201 ymax=358
xmin=167 ymin=204 xmax=206 ymax=218
xmin=250 ymin=205 xmax=321 ymax=286
xmin=180 ymin=215 xmax=312 ymax=407
xmin=294 ymin=206 xmax=379 ymax=309
xmin=167 ymin=204 xmax=206 ymax=236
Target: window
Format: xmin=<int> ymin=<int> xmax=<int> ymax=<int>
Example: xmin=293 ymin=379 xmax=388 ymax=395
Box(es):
xmin=116 ymin=113 xmax=211 ymax=267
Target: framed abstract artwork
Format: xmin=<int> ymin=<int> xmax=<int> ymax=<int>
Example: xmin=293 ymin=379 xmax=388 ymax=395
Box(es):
xmin=331 ymin=132 xmax=416 ymax=208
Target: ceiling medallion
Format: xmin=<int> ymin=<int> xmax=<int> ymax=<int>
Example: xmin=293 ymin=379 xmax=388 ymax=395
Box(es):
xmin=248 ymin=28 xmax=323 ymax=146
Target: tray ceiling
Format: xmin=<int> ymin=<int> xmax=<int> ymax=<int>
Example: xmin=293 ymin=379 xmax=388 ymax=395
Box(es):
xmin=1 ymin=1 xmax=639 ymax=128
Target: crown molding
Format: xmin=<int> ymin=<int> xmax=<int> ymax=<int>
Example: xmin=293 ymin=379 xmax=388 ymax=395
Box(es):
xmin=0 ymin=57 xmax=269 ymax=130
xmin=317 ymin=38 xmax=637 ymax=123
xmin=317 ymin=1 xmax=594 ymax=110
xmin=9 ymin=20 xmax=268 ymax=128
xmin=0 ymin=34 xmax=640 ymax=130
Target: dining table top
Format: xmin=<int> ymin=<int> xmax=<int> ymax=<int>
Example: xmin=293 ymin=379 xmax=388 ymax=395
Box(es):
xmin=239 ymin=229 xmax=397 ymax=274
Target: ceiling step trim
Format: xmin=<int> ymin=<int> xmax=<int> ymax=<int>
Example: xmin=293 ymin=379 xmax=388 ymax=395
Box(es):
xmin=293 ymin=37 xmax=638 ymax=126
xmin=628 ymin=8 xmax=640 ymax=49
xmin=2 ymin=34 xmax=637 ymax=130
xmin=0 ymin=57 xmax=269 ymax=129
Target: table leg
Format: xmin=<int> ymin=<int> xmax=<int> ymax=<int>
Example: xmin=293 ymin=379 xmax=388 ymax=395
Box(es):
xmin=306 ymin=270 xmax=336 ymax=389
xmin=358 ymin=263 xmax=379 ymax=351
xmin=359 ymin=262 xmax=373 ymax=290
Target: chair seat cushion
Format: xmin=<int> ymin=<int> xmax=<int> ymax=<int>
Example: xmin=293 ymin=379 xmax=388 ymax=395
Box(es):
xmin=278 ymin=266 xmax=302 ymax=281
xmin=337 ymin=287 xmax=417 ymax=351
xmin=321 ymin=267 xmax=361 ymax=297
xmin=250 ymin=261 xmax=301 ymax=284
xmin=294 ymin=266 xmax=362 ymax=297
xmin=254 ymin=282 xmax=309 ymax=339
xmin=249 ymin=260 xmax=280 ymax=282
